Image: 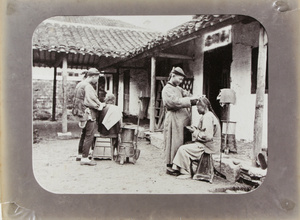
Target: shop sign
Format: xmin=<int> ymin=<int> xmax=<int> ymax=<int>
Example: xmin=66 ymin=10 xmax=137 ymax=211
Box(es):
xmin=203 ymin=25 xmax=232 ymax=51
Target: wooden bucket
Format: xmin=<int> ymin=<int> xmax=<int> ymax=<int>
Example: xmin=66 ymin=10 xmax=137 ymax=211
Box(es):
xmin=120 ymin=127 xmax=135 ymax=143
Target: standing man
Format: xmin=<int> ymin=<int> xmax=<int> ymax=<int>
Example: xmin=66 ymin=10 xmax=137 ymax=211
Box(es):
xmin=74 ymin=71 xmax=88 ymax=161
xmin=72 ymin=68 xmax=105 ymax=166
xmin=162 ymin=67 xmax=198 ymax=174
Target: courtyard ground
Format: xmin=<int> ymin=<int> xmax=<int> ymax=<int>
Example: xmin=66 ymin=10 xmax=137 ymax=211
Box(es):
xmin=32 ymin=120 xmax=255 ymax=194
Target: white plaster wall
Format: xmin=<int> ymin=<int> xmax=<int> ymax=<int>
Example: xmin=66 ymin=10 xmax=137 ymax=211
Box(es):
xmin=129 ymin=70 xmax=150 ymax=116
xmin=188 ymin=37 xmax=205 ymax=126
xmin=230 ymin=35 xmax=268 ymax=147
xmin=32 ymin=67 xmax=86 ymax=81
xmin=188 ymin=23 xmax=268 ymax=147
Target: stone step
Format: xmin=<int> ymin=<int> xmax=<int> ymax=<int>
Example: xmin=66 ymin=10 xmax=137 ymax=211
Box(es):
xmin=144 ymin=131 xmax=164 ymax=149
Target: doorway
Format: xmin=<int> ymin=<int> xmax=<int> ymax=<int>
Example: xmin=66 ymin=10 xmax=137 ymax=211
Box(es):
xmin=203 ymin=44 xmax=232 ymax=120
xmin=123 ymin=70 xmax=130 ymax=113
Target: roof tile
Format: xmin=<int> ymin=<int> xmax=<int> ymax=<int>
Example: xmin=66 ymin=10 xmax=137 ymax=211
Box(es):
xmin=33 ymin=17 xmax=161 ymax=58
xmin=33 ymin=15 xmax=237 ymax=61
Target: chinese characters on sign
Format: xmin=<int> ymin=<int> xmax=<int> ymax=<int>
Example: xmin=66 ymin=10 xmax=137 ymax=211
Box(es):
xmin=203 ymin=25 xmax=232 ymax=51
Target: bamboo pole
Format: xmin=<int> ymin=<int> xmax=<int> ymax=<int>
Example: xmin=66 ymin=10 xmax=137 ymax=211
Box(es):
xmin=253 ymin=26 xmax=267 ymax=166
xmin=62 ymin=57 xmax=68 ymax=133
xmin=51 ymin=67 xmax=57 ymax=121
xmin=149 ymin=57 xmax=156 ymax=132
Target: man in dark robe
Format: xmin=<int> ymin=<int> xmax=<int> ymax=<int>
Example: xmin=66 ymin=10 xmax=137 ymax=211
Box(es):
xmin=161 ymin=67 xmax=198 ymax=174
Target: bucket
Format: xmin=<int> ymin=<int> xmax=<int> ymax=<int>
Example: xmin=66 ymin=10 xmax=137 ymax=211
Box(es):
xmin=221 ymin=121 xmax=236 ymax=135
xmin=120 ymin=127 xmax=135 ymax=143
xmin=119 ymin=143 xmax=135 ymax=156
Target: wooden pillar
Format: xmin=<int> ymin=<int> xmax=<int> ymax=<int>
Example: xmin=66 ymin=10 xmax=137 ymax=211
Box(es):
xmin=61 ymin=57 xmax=68 ymax=133
xmin=113 ymin=68 xmax=119 ymax=105
xmin=149 ymin=57 xmax=156 ymax=132
xmin=51 ymin=67 xmax=57 ymax=121
xmin=253 ymin=26 xmax=267 ymax=166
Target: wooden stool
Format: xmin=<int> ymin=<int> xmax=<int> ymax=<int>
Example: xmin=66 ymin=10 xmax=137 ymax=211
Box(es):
xmin=92 ymin=134 xmax=114 ymax=160
xmin=192 ymin=153 xmax=214 ymax=183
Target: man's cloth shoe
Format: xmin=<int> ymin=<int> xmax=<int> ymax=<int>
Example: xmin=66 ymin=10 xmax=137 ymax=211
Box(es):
xmin=80 ymin=157 xmax=97 ymax=166
xmin=76 ymin=154 xmax=82 ymax=161
xmin=166 ymin=167 xmax=180 ymax=176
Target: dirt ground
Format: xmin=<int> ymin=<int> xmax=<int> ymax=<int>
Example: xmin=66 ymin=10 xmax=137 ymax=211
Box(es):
xmin=32 ymin=125 xmax=250 ymax=194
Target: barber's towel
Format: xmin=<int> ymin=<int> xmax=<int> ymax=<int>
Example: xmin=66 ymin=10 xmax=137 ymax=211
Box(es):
xmin=102 ymin=105 xmax=123 ymax=130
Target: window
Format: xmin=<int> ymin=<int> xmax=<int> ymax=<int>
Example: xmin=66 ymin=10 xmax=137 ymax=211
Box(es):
xmin=251 ymin=47 xmax=268 ymax=94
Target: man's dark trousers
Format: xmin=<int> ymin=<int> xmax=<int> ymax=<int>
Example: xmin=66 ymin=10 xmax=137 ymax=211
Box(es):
xmin=82 ymin=120 xmax=96 ymax=158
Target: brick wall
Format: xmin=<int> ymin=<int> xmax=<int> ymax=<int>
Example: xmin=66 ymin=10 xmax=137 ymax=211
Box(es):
xmin=33 ymin=79 xmax=78 ymax=119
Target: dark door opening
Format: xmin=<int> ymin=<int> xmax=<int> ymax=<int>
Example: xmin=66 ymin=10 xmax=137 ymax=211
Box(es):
xmin=123 ymin=70 xmax=130 ymax=113
xmin=203 ymin=44 xmax=232 ymax=120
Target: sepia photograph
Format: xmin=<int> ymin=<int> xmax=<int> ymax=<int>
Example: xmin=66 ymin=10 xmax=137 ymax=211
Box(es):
xmin=32 ymin=14 xmax=268 ymax=194
xmin=2 ymin=0 xmax=300 ymax=219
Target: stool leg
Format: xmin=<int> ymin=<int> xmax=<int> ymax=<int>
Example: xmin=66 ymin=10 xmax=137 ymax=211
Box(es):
xmin=209 ymin=154 xmax=214 ymax=183
xmin=110 ymin=139 xmax=114 ymax=160
xmin=91 ymin=136 xmax=96 ymax=159
xmin=120 ymin=157 xmax=124 ymax=165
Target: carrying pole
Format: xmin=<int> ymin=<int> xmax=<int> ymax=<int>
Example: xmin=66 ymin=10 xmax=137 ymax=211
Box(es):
xmin=136 ymin=99 xmax=141 ymax=139
xmin=220 ymin=103 xmax=230 ymax=172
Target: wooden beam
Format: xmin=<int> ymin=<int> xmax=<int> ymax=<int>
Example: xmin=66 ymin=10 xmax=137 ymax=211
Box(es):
xmin=53 ymin=53 xmax=66 ymax=68
xmin=253 ymin=26 xmax=267 ymax=166
xmin=155 ymin=76 xmax=169 ymax=81
xmin=118 ymin=66 xmax=147 ymax=70
xmin=98 ymin=16 xmax=245 ymax=70
xmin=61 ymin=57 xmax=68 ymax=133
xmin=98 ymin=57 xmax=123 ymax=71
xmin=51 ymin=67 xmax=57 ymax=121
xmin=149 ymin=57 xmax=156 ymax=132
xmin=101 ymin=71 xmax=117 ymax=75
xmin=157 ymin=52 xmax=193 ymax=60
xmin=83 ymin=53 xmax=90 ymax=64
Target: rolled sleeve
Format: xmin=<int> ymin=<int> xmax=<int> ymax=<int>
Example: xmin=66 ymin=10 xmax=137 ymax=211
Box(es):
xmin=84 ymin=84 xmax=102 ymax=109
xmin=163 ymin=90 xmax=191 ymax=109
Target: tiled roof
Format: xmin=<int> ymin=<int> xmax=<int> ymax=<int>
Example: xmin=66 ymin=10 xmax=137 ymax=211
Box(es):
xmin=32 ymin=16 xmax=161 ymax=58
xmin=125 ymin=14 xmax=238 ymax=58
xmin=48 ymin=16 xmax=144 ymax=29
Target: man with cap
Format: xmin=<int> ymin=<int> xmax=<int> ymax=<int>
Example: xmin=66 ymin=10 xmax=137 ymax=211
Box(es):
xmin=72 ymin=68 xmax=105 ymax=165
xmin=161 ymin=67 xmax=198 ymax=174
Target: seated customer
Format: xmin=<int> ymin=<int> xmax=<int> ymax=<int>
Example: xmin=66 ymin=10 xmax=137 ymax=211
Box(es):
xmin=167 ymin=96 xmax=221 ymax=176
xmin=98 ymin=94 xmax=122 ymax=158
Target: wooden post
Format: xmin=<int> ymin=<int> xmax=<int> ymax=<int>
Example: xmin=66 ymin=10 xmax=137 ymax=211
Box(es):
xmin=62 ymin=57 xmax=68 ymax=133
xmin=113 ymin=68 xmax=119 ymax=105
xmin=51 ymin=67 xmax=57 ymax=121
xmin=253 ymin=26 xmax=267 ymax=166
xmin=150 ymin=57 xmax=156 ymax=132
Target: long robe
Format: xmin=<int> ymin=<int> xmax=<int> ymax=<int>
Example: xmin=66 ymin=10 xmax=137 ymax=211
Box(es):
xmin=172 ymin=111 xmax=221 ymax=174
xmin=162 ymin=82 xmax=191 ymax=165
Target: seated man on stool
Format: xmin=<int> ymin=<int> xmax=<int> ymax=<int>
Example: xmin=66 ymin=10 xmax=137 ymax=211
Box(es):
xmin=98 ymin=93 xmax=122 ymax=159
xmin=167 ymin=96 xmax=221 ymax=176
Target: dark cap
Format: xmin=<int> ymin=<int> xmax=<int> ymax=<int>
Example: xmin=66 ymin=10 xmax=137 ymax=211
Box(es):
xmin=87 ymin=68 xmax=100 ymax=76
xmin=171 ymin=67 xmax=186 ymax=77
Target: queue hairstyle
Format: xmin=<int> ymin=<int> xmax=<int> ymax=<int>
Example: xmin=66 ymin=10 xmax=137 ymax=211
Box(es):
xmin=197 ymin=96 xmax=220 ymax=123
